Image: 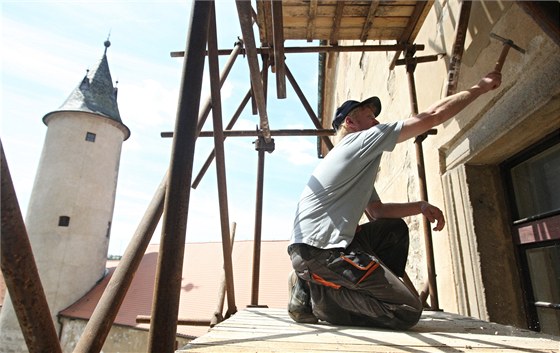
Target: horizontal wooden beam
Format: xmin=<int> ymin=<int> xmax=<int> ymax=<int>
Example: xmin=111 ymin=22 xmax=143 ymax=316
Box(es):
xmin=136 ymin=315 xmax=211 ymax=327
xmin=171 ymin=43 xmax=424 ymax=57
xmin=161 ymin=129 xmax=335 ymax=138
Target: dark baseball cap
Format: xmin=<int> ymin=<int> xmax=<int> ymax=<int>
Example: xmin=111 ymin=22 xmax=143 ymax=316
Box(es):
xmin=332 ymin=96 xmax=382 ymax=130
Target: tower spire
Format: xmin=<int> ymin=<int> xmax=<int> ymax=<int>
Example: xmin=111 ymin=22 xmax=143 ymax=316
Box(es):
xmin=104 ymin=31 xmax=111 ymax=56
xmin=42 ymin=38 xmax=130 ymax=140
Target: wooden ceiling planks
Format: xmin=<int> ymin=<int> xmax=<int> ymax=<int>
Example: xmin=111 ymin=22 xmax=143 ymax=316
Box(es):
xmin=256 ymin=0 xmax=433 ymax=44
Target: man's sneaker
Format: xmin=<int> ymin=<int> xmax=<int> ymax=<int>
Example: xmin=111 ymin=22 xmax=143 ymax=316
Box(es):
xmin=288 ymin=271 xmax=318 ymax=324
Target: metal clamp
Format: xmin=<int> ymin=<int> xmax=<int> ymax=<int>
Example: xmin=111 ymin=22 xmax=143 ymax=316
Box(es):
xmin=253 ymin=126 xmax=275 ymax=152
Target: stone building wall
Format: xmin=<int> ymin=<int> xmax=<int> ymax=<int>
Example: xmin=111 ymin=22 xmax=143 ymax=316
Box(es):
xmin=59 ymin=318 xmax=191 ymax=353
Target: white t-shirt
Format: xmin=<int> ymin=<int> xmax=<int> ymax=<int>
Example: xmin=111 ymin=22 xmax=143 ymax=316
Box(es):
xmin=290 ymin=121 xmax=403 ymax=249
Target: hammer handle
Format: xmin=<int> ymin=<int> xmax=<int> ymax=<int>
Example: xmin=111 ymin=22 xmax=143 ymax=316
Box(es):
xmin=494 ymin=44 xmax=511 ymax=72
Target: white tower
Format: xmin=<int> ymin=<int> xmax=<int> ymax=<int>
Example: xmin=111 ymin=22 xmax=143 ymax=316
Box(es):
xmin=0 ymin=40 xmax=130 ymax=351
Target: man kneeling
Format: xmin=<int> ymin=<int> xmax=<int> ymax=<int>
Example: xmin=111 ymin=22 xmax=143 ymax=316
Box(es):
xmin=287 ymin=71 xmax=502 ymax=329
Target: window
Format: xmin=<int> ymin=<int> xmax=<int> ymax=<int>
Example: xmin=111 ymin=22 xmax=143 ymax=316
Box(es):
xmin=85 ymin=132 xmax=96 ymax=142
xmin=509 ymin=143 xmax=560 ymax=220
xmin=58 ymin=216 xmax=70 ymax=227
xmin=524 ymin=244 xmax=560 ymax=334
xmin=503 ymin=131 xmax=560 ymax=334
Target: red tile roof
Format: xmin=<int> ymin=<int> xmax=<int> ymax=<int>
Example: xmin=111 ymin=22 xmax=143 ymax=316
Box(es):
xmin=59 ymin=240 xmax=292 ymax=338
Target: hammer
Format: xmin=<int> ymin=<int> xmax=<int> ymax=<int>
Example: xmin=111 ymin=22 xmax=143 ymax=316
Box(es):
xmin=490 ymin=32 xmax=526 ymax=72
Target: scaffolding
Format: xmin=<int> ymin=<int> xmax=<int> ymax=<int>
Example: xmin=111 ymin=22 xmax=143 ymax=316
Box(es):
xmin=2 ymin=1 xmax=479 ymax=352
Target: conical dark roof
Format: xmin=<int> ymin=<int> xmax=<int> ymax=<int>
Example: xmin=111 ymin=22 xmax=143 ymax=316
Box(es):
xmin=43 ymin=41 xmax=130 ymax=139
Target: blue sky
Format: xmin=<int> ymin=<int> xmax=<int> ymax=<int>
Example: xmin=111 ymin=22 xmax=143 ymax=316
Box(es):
xmin=1 ymin=1 xmax=322 ymax=255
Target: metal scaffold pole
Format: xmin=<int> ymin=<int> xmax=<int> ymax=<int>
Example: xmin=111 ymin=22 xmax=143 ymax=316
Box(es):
xmin=1 ymin=141 xmax=62 ymax=353
xmin=148 ymin=1 xmax=211 ymax=352
xmin=402 ymin=49 xmax=440 ymax=311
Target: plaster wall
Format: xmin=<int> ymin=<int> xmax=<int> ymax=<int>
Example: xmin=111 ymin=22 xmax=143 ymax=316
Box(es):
xmin=30 ymin=111 xmax=125 ymax=316
xmin=0 ymin=111 xmax=127 ymax=351
xmin=326 ymin=0 xmax=559 ymax=327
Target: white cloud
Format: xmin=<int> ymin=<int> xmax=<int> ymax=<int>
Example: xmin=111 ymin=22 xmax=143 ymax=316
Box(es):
xmin=2 ymin=16 xmax=122 ymax=88
xmin=118 ymin=79 xmax=179 ymax=129
xmin=275 ymin=136 xmax=318 ymax=166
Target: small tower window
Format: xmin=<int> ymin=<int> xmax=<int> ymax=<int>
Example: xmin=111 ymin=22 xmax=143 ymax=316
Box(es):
xmin=58 ymin=216 xmax=70 ymax=227
xmin=85 ymin=132 xmax=96 ymax=142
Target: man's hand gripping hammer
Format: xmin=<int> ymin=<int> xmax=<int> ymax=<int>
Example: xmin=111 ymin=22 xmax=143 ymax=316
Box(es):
xmin=490 ymin=32 xmax=526 ymax=72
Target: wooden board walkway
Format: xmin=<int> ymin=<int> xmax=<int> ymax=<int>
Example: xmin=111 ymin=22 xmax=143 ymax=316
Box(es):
xmin=178 ymin=307 xmax=560 ymax=352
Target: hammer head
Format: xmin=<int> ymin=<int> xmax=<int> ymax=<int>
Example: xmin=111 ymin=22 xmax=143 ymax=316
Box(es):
xmin=490 ymin=32 xmax=526 ymax=54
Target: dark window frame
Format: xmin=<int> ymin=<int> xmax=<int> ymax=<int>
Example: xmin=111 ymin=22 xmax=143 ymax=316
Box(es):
xmin=501 ymin=129 xmax=560 ymax=332
xmin=85 ymin=132 xmax=96 ymax=142
xmin=58 ymin=216 xmax=70 ymax=227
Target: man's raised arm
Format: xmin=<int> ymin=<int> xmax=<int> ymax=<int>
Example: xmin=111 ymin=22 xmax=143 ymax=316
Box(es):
xmin=397 ymin=71 xmax=502 ymax=143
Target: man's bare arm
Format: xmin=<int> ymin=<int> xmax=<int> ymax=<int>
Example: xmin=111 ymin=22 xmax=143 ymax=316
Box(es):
xmin=367 ymin=200 xmax=445 ymax=231
xmin=397 ymin=71 xmax=502 ymax=143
